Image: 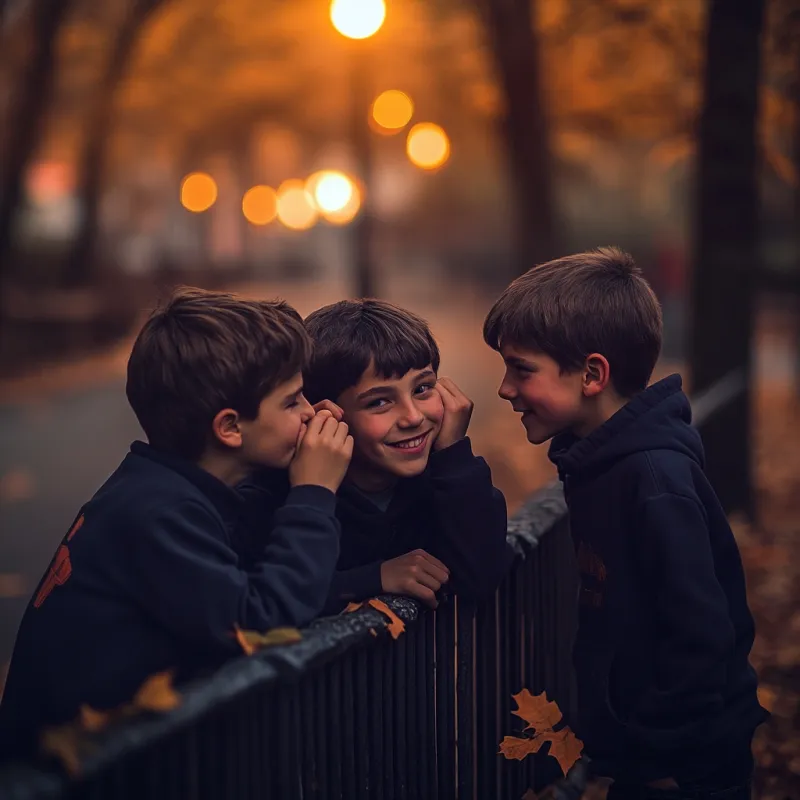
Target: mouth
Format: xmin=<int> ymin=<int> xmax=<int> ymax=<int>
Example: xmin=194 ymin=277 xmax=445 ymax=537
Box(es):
xmin=386 ymin=429 xmax=433 ymax=454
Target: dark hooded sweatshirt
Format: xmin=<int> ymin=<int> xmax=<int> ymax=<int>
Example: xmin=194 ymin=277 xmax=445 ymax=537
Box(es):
xmin=548 ymin=375 xmax=767 ymax=784
xmin=0 ymin=442 xmax=340 ymax=760
xmin=239 ymin=437 xmax=512 ymax=615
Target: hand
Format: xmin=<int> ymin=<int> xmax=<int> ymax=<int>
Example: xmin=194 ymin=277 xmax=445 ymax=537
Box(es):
xmin=312 ymin=399 xmax=344 ymax=422
xmin=380 ymin=549 xmax=450 ymax=608
xmin=432 ymin=377 xmax=474 ymax=451
xmin=289 ymin=410 xmax=353 ymax=492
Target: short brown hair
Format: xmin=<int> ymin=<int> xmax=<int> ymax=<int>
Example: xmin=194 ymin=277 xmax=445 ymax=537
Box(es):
xmin=303 ymin=299 xmax=440 ymax=404
xmin=483 ymin=247 xmax=662 ymax=397
xmin=126 ymin=287 xmax=312 ymax=460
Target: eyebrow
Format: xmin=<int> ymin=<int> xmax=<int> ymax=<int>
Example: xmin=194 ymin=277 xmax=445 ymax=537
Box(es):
xmin=356 ymin=369 xmax=437 ymax=401
xmin=283 ymin=385 xmax=303 ymax=402
xmin=504 ymin=356 xmax=536 ymax=369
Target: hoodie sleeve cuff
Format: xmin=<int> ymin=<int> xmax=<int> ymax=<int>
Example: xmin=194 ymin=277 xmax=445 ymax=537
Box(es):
xmin=429 ymin=436 xmax=475 ymax=472
xmin=284 ymin=484 xmax=337 ymax=516
xmin=331 ymin=562 xmax=384 ymax=604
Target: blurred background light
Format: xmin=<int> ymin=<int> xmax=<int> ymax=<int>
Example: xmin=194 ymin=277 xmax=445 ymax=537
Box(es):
xmin=371 ymin=90 xmax=414 ymax=133
xmin=329 ymin=0 xmax=386 ymax=40
xmin=406 ymin=123 xmax=450 ymax=170
xmin=242 ymin=185 xmax=277 ymax=226
xmin=276 ymin=179 xmax=318 ymax=230
xmin=180 ymin=172 xmax=217 ymax=213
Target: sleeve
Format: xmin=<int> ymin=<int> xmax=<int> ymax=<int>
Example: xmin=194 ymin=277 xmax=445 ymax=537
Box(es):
xmin=125 ymin=486 xmax=340 ymax=656
xmin=426 ymin=437 xmax=512 ymax=599
xmin=321 ymin=562 xmax=384 ymax=615
xmin=629 ymin=492 xmax=735 ymax=749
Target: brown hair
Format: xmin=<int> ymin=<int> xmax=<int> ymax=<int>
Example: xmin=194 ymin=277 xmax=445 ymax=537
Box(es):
xmin=483 ymin=247 xmax=662 ymax=397
xmin=303 ymin=299 xmax=440 ymax=404
xmin=126 ymin=287 xmax=312 ymax=460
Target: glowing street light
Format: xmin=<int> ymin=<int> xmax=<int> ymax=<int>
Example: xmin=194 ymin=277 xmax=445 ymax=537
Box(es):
xmin=276 ymin=179 xmax=318 ymax=230
xmin=371 ymin=90 xmax=414 ymax=133
xmin=242 ymin=185 xmax=278 ymax=226
xmin=180 ymin=172 xmax=217 ymax=212
xmin=330 ymin=0 xmax=386 ymax=39
xmin=307 ymin=170 xmax=361 ymax=225
xmin=406 ymin=123 xmax=450 ymax=170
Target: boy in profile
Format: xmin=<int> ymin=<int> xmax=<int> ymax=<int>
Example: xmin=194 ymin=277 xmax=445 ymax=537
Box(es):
xmin=485 ymin=248 xmax=767 ymax=799
xmin=241 ymin=298 xmax=510 ymax=614
xmin=0 ymin=288 xmax=352 ymax=757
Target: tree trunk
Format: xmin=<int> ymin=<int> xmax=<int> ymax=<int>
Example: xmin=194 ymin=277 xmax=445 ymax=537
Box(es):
xmin=62 ymin=0 xmax=162 ymax=287
xmin=0 ymin=0 xmax=72 ymax=274
xmin=474 ymin=0 xmax=558 ymax=276
xmin=689 ymin=0 xmax=765 ymax=518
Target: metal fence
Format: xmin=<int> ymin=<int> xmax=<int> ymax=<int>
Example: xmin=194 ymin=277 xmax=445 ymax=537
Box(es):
xmin=0 ymin=483 xmax=578 ymax=800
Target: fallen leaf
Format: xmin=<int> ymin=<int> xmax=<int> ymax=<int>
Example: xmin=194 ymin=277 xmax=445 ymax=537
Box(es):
xmin=512 ymin=689 xmax=562 ymax=731
xmin=235 ymin=626 xmax=302 ymax=655
xmin=343 ymin=602 xmax=363 ymax=613
xmin=499 ymin=734 xmax=544 ymax=760
xmin=538 ymin=728 xmax=584 ymax=776
xmin=132 ymin=671 xmax=180 ymax=712
xmin=367 ymin=598 xmax=406 ymax=639
xmin=41 ymin=726 xmax=92 ymax=777
xmin=79 ymin=705 xmax=110 ymax=732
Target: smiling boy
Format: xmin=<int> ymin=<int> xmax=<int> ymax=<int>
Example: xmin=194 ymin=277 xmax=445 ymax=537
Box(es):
xmin=243 ymin=299 xmax=510 ymax=613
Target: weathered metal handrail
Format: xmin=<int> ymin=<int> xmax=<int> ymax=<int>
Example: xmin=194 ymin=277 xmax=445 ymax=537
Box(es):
xmin=0 ymin=482 xmax=577 ymax=800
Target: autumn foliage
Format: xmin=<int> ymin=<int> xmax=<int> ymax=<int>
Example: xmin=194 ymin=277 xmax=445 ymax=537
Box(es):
xmin=499 ymin=689 xmax=583 ymax=776
xmin=344 ymin=598 xmax=406 ymax=640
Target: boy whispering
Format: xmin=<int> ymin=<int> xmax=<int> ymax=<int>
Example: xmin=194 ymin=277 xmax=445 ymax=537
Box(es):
xmin=0 ymin=288 xmax=351 ymax=757
xmin=485 ymin=248 xmax=767 ymax=799
xmin=243 ymin=299 xmax=510 ymax=613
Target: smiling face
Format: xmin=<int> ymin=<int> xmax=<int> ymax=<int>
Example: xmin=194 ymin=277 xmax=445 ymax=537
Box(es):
xmin=336 ymin=363 xmax=444 ymax=491
xmin=497 ymin=344 xmax=587 ymax=445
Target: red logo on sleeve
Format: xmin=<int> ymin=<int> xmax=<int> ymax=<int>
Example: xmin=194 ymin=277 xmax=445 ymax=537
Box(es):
xmin=33 ymin=514 xmax=84 ymax=608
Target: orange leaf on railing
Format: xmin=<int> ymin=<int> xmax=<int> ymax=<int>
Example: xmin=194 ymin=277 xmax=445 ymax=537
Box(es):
xmin=367 ymin=598 xmax=405 ymax=639
xmin=234 ymin=626 xmax=302 ymax=655
xmin=133 ymin=670 xmax=181 ymax=712
xmin=499 ymin=690 xmax=583 ymax=776
xmin=344 ymin=602 xmax=363 ymax=613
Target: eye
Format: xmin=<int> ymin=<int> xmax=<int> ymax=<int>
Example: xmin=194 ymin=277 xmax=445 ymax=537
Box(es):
xmin=367 ymin=397 xmax=390 ymax=409
xmin=414 ymin=383 xmax=435 ymax=395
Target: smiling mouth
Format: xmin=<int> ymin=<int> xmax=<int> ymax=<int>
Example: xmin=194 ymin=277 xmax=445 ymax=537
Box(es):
xmin=386 ymin=430 xmax=432 ymax=450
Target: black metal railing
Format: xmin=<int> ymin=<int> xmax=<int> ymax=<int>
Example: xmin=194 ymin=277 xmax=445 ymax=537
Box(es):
xmin=0 ymin=483 xmax=577 ymax=800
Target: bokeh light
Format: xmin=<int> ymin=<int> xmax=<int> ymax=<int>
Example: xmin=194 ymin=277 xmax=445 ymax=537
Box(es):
xmin=406 ymin=123 xmax=451 ymax=170
xmin=242 ymin=185 xmax=277 ymax=226
xmin=180 ymin=172 xmax=218 ymax=212
xmin=276 ymin=179 xmax=318 ymax=230
xmin=308 ymin=171 xmax=362 ymax=225
xmin=371 ymin=90 xmax=414 ymax=133
xmin=330 ymin=0 xmax=386 ymax=40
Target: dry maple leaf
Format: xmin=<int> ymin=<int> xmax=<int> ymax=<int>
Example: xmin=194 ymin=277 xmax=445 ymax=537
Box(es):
xmin=41 ymin=725 xmax=90 ymax=777
xmin=343 ymin=602 xmax=364 ymax=613
xmin=536 ymin=729 xmax=584 ymax=776
xmin=234 ymin=626 xmax=302 ymax=655
xmin=367 ymin=598 xmax=405 ymax=639
xmin=499 ymin=735 xmax=544 ymax=761
xmin=132 ymin=671 xmax=180 ymax=712
xmin=79 ymin=705 xmax=110 ymax=733
xmin=512 ymin=689 xmax=563 ymax=731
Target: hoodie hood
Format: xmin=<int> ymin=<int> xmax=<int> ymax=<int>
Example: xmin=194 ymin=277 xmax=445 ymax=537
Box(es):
xmin=548 ymin=374 xmax=704 ymax=483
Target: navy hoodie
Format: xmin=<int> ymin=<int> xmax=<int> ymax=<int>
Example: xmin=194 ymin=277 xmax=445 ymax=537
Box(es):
xmin=548 ymin=375 xmax=767 ymax=784
xmin=240 ymin=437 xmax=512 ymax=615
xmin=0 ymin=442 xmax=340 ymax=759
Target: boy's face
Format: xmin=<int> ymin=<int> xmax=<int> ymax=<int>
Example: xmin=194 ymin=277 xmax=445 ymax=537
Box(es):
xmin=337 ymin=363 xmax=444 ymax=488
xmin=497 ymin=344 xmax=585 ymax=444
xmin=238 ymin=372 xmax=315 ymax=469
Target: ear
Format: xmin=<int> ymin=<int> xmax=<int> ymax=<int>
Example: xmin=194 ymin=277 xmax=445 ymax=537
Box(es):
xmin=581 ymin=353 xmax=611 ymax=398
xmin=211 ymin=408 xmax=243 ymax=450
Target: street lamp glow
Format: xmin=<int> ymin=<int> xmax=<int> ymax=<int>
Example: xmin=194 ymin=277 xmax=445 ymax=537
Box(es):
xmin=181 ymin=172 xmax=217 ymax=212
xmin=242 ymin=185 xmax=277 ymax=226
xmin=308 ymin=171 xmax=354 ymax=213
xmin=406 ymin=123 xmax=450 ymax=170
xmin=276 ymin=179 xmax=318 ymax=230
xmin=371 ymin=90 xmax=413 ymax=132
xmin=330 ymin=0 xmax=386 ymax=39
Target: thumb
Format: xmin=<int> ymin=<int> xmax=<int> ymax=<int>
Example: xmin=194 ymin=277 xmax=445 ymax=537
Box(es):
xmin=296 ymin=422 xmax=308 ymax=449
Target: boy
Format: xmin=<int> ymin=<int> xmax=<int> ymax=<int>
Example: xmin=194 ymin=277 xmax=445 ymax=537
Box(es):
xmin=0 ymin=288 xmax=352 ymax=758
xmin=484 ymin=248 xmax=767 ymax=799
xmin=242 ymin=299 xmax=510 ymax=614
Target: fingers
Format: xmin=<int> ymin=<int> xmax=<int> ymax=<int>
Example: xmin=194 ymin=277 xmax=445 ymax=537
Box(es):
xmin=409 ymin=583 xmax=438 ymax=608
xmin=306 ymin=409 xmax=332 ymax=435
xmin=332 ymin=420 xmax=350 ymax=445
xmin=313 ymin=399 xmax=344 ymax=421
xmin=413 ymin=549 xmax=450 ymax=578
xmin=436 ymin=376 xmax=471 ymax=407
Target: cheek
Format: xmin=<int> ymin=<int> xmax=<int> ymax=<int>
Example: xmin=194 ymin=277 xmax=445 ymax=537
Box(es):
xmin=423 ymin=395 xmax=445 ymax=427
xmin=347 ymin=413 xmax=393 ymax=450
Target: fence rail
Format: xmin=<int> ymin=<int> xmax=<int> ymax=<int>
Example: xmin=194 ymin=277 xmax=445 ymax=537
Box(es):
xmin=0 ymin=483 xmax=577 ymax=800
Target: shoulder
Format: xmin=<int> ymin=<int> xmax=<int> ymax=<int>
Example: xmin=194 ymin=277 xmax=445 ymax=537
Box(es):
xmin=616 ymin=448 xmax=703 ymax=503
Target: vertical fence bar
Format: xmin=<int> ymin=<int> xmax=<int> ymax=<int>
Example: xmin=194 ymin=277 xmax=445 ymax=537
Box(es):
xmin=406 ymin=616 xmax=420 ymax=800
xmin=435 ymin=605 xmax=456 ymax=800
xmin=475 ymin=588 xmax=500 ymax=800
xmin=421 ymin=610 xmax=437 ymax=799
xmin=341 ymin=653 xmax=357 ymax=800
xmin=383 ymin=640 xmax=397 ymax=800
xmin=314 ymin=669 xmax=330 ymax=800
xmin=328 ymin=660 xmax=344 ymax=800
xmin=456 ymin=598 xmax=476 ymax=800
xmin=394 ymin=633 xmax=408 ymax=800
xmin=355 ymin=647 xmax=372 ymax=800
xmin=368 ymin=646 xmax=386 ymax=800
xmin=300 ymin=676 xmax=319 ymax=798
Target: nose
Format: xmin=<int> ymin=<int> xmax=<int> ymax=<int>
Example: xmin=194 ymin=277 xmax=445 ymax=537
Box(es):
xmin=299 ymin=395 xmax=315 ymax=423
xmin=396 ymin=398 xmax=425 ymax=428
xmin=498 ymin=376 xmax=516 ymax=402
